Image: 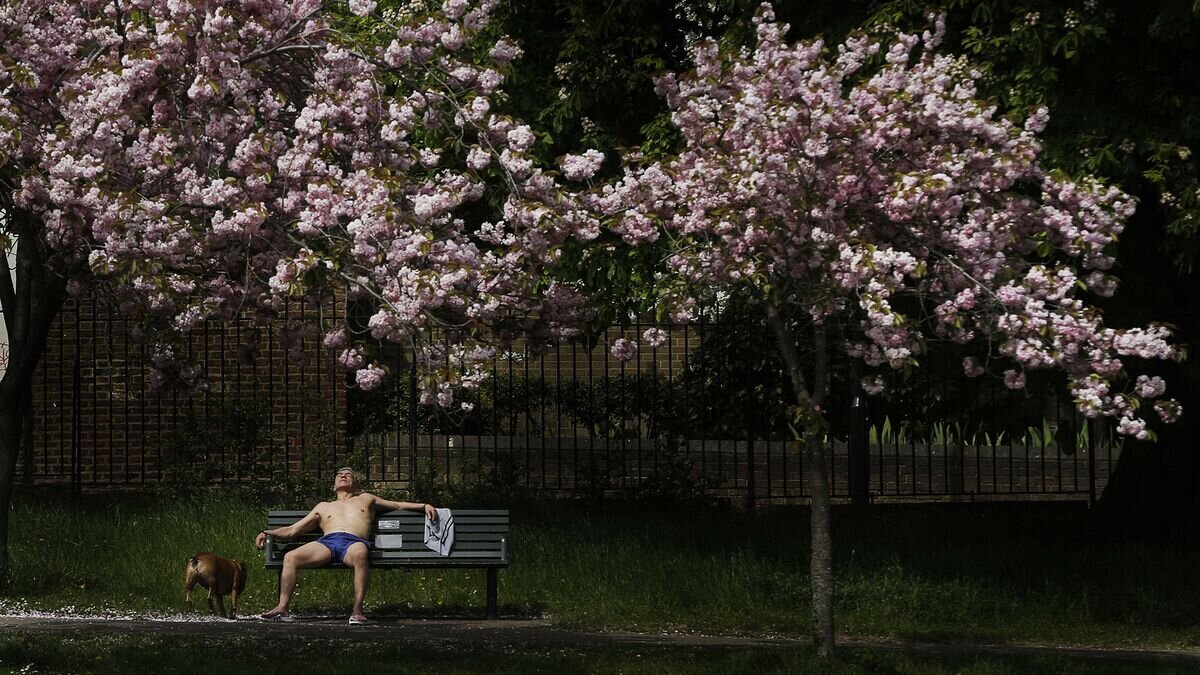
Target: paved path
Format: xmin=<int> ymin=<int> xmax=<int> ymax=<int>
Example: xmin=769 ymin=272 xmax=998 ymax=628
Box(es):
xmin=0 ymin=614 xmax=792 ymax=648
xmin=2 ymin=614 xmax=1198 ymax=666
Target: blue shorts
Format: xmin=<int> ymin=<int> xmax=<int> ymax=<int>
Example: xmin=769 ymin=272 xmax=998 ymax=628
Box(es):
xmin=316 ymin=532 xmax=371 ymax=564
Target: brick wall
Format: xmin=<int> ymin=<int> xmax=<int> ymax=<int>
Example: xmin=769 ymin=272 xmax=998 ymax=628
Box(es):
xmin=24 ymin=295 xmax=346 ymax=486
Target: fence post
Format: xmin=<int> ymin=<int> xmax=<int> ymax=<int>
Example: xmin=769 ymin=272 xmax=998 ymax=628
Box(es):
xmin=409 ymin=352 xmax=418 ymax=484
xmin=745 ymin=436 xmax=756 ymax=511
xmin=848 ymin=380 xmax=869 ymax=506
xmin=1087 ymin=417 xmax=1097 ymax=509
xmin=344 ymin=369 xmax=355 ymax=473
xmin=71 ymin=352 xmax=81 ymax=499
xmin=743 ymin=383 xmax=756 ymax=512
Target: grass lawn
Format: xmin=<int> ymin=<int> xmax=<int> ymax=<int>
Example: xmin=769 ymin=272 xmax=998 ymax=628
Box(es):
xmin=1 ymin=490 xmax=1198 ymax=652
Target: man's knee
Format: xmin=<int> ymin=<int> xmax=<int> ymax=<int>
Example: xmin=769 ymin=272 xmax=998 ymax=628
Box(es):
xmin=282 ymin=550 xmax=303 ymax=568
xmin=344 ymin=544 xmax=369 ymax=567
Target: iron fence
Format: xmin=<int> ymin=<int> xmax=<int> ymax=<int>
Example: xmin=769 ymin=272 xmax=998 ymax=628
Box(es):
xmin=21 ymin=296 xmax=1121 ymax=505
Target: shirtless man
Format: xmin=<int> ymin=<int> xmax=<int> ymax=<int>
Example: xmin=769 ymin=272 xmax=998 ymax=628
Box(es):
xmin=254 ymin=467 xmax=437 ymax=624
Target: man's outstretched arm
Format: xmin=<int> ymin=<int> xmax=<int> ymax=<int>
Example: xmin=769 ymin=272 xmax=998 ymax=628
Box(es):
xmin=369 ymin=494 xmax=437 ymax=521
xmin=255 ymin=507 xmax=321 ymax=549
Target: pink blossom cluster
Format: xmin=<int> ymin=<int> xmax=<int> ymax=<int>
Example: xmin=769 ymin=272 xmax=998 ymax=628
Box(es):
xmin=642 ymin=327 xmax=669 ymax=348
xmin=1 ymin=0 xmax=597 ymax=401
xmin=558 ymin=150 xmax=605 ymax=182
xmin=589 ymin=3 xmax=1179 ymax=436
xmin=610 ymin=338 xmax=638 ymax=362
xmin=413 ymin=342 xmax=494 ymax=410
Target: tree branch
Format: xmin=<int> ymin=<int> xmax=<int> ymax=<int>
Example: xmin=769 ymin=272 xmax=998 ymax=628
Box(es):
xmin=0 ymin=211 xmax=65 ymax=398
xmin=0 ymin=237 xmax=15 ymax=335
xmin=765 ymin=298 xmax=825 ymax=435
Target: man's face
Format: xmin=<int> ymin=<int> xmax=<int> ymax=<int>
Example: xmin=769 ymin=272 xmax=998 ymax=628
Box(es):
xmin=334 ymin=468 xmax=356 ymax=491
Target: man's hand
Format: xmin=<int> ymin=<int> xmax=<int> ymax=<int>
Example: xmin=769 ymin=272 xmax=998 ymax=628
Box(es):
xmin=255 ymin=531 xmax=268 ymax=549
xmin=424 ymin=503 xmax=438 ymax=521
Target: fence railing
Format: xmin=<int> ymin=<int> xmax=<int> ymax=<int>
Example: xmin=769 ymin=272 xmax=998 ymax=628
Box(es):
xmin=21 ymin=296 xmax=1121 ymax=505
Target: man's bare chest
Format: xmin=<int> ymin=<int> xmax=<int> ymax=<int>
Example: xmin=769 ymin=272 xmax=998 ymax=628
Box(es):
xmin=320 ymin=497 xmax=372 ymax=523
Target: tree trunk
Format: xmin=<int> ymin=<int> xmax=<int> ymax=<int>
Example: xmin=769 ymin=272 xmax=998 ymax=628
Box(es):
xmin=0 ymin=394 xmax=18 ymax=577
xmin=765 ymin=302 xmax=835 ymax=658
xmin=805 ymin=429 xmax=834 ymax=658
xmin=0 ymin=210 xmax=66 ymax=578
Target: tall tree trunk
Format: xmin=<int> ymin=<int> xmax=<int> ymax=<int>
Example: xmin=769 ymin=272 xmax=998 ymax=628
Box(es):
xmin=0 ymin=394 xmax=19 ymax=578
xmin=804 ymin=433 xmax=834 ymax=656
xmin=0 ymin=210 xmax=65 ymax=578
xmin=805 ymin=323 xmax=833 ymax=658
xmin=766 ymin=302 xmax=834 ymax=658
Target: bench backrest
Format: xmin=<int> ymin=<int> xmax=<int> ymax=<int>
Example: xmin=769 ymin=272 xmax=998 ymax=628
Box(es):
xmin=264 ymin=509 xmax=509 ymax=568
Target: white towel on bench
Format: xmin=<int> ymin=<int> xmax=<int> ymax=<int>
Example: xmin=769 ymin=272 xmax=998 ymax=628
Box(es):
xmin=424 ymin=508 xmax=454 ymax=556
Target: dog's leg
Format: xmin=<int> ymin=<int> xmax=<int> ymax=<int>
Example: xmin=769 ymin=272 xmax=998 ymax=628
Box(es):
xmin=230 ymin=562 xmax=244 ymax=620
xmin=183 ymin=562 xmax=197 ymax=611
xmin=214 ymin=593 xmax=228 ymax=619
xmin=207 ymin=587 xmax=219 ymax=616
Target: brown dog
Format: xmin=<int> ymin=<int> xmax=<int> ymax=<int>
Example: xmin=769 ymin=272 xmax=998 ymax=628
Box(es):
xmin=184 ymin=552 xmax=247 ymax=619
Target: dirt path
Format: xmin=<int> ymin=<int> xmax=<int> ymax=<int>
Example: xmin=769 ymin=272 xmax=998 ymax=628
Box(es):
xmin=2 ymin=614 xmax=1199 ymax=667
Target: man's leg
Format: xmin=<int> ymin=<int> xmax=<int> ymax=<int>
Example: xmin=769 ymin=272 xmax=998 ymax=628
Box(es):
xmin=262 ymin=541 xmax=332 ymax=618
xmin=343 ymin=542 xmax=370 ymax=621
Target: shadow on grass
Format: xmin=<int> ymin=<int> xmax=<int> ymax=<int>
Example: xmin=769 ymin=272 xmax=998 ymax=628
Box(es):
xmin=1 ymin=632 xmax=1197 ymax=675
xmin=828 ymin=501 xmax=1200 ymax=644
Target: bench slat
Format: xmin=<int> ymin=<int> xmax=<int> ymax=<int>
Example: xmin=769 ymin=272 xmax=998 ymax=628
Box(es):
xmin=265 ymin=560 xmax=507 ymax=566
xmin=269 ymin=529 xmax=506 ymax=536
xmin=266 ymin=551 xmax=507 ymax=559
xmin=387 ymin=549 xmax=503 ymax=554
xmin=267 ymin=530 xmax=508 ymax=537
xmin=378 ymin=543 xmax=501 ymax=551
xmin=367 ymin=526 xmax=504 ymax=535
xmin=265 ymin=523 xmax=507 ymax=528
xmin=271 ymin=539 xmax=504 ymax=550
xmin=276 ymin=535 xmax=506 ymax=547
xmin=268 ymin=509 xmax=509 ymax=517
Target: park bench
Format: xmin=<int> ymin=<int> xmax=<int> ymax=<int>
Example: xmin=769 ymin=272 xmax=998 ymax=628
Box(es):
xmin=263 ymin=509 xmax=509 ymax=619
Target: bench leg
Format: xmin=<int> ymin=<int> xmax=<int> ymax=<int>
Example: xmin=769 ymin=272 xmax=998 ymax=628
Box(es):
xmin=486 ymin=568 xmax=498 ymax=620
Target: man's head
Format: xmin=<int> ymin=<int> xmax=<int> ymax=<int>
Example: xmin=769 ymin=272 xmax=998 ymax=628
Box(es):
xmin=333 ymin=467 xmax=358 ymax=493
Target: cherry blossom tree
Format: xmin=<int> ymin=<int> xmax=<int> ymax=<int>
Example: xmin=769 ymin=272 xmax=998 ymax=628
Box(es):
xmin=589 ymin=5 xmax=1183 ymax=657
xmin=0 ymin=0 xmax=601 ymax=576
